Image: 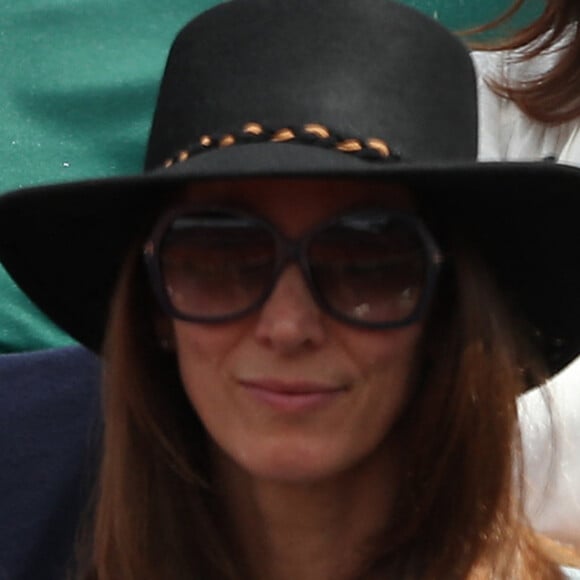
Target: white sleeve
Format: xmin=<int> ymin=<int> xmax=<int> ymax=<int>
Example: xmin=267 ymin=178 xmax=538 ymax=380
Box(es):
xmin=518 ymin=361 xmax=580 ymax=547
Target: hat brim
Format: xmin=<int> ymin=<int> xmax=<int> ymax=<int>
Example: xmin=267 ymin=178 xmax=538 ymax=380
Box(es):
xmin=1 ymin=141 xmax=580 ymax=378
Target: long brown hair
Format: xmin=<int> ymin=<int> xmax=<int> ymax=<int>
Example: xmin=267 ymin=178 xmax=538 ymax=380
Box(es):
xmin=471 ymin=0 xmax=580 ymax=123
xmin=78 ymin=218 xmax=565 ymax=579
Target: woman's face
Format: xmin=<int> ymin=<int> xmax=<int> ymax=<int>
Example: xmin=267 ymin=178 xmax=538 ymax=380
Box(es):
xmin=167 ymin=178 xmax=425 ymax=483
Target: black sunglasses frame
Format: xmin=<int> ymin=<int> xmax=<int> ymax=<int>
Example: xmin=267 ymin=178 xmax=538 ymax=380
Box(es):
xmin=143 ymin=203 xmax=444 ymax=329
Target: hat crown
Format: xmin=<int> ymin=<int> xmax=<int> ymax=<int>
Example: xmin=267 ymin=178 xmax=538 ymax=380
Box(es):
xmin=145 ymin=0 xmax=477 ymax=170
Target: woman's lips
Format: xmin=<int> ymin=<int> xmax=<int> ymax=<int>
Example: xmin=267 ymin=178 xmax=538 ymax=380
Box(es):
xmin=239 ymin=379 xmax=346 ymax=413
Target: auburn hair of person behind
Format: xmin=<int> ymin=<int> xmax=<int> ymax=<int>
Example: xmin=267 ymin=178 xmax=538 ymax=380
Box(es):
xmin=76 ymin=222 xmax=565 ymax=580
xmin=471 ymin=0 xmax=580 ymax=124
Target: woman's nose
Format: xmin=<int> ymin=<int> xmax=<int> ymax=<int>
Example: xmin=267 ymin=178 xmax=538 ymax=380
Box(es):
xmin=254 ymin=265 xmax=326 ymax=354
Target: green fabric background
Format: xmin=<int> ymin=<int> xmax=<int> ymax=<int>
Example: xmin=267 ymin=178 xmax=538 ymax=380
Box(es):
xmin=0 ymin=0 xmax=536 ymax=352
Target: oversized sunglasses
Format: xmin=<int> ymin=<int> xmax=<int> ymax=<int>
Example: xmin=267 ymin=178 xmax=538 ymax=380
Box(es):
xmin=144 ymin=205 xmax=443 ymax=328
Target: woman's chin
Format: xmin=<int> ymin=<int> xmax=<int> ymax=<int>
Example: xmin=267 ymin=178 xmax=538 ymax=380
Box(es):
xmin=218 ymin=436 xmax=373 ymax=486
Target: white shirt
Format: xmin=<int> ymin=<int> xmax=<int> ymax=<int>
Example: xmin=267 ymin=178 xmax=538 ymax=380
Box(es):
xmin=473 ymin=49 xmax=580 ymax=548
xmin=473 ymin=49 xmax=580 ymax=163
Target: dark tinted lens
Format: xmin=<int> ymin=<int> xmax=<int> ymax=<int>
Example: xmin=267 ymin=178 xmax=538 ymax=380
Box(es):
xmin=159 ymin=212 xmax=276 ymax=318
xmin=309 ymin=215 xmax=427 ymax=324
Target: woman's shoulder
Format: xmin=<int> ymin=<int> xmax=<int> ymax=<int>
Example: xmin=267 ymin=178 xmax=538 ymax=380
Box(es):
xmin=472 ymin=24 xmax=575 ymax=82
xmin=472 ymin=48 xmax=578 ymax=163
xmin=472 ymin=43 xmax=563 ymax=83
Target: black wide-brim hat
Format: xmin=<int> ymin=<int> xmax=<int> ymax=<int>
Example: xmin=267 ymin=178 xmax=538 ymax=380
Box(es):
xmin=1 ymin=0 xmax=580 ymax=377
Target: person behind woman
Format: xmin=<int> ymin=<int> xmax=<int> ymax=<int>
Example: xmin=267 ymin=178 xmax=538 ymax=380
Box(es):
xmin=470 ymin=0 xmax=580 ymax=550
xmin=1 ymin=0 xmax=580 ymax=578
xmin=472 ymin=0 xmax=580 ymax=161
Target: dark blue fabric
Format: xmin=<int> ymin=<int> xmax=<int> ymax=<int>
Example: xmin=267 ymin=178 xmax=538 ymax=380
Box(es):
xmin=0 ymin=346 xmax=101 ymax=580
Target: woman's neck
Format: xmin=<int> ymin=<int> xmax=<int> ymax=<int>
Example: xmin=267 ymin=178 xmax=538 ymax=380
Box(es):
xmin=212 ymin=442 xmax=400 ymax=580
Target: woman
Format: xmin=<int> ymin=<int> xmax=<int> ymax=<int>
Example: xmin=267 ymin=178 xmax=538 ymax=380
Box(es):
xmin=0 ymin=0 xmax=580 ymax=578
